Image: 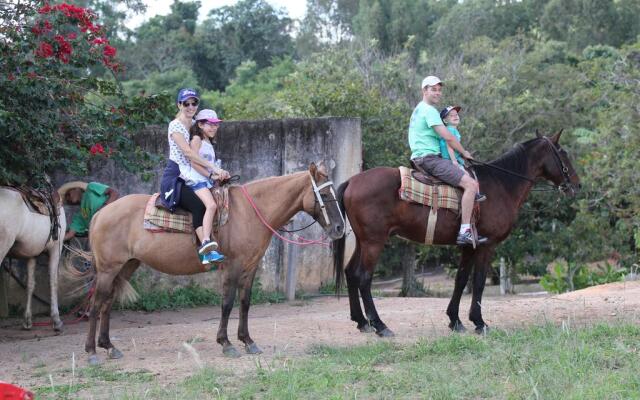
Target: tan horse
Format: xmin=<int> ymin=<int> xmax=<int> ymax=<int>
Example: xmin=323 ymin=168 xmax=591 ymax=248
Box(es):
xmin=82 ymin=162 xmax=344 ymax=365
xmin=0 ymin=188 xmax=66 ymax=331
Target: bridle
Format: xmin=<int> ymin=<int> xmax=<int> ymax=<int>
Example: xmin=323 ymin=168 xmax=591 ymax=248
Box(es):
xmin=309 ymin=173 xmax=345 ymax=228
xmin=541 ymin=137 xmax=574 ymax=193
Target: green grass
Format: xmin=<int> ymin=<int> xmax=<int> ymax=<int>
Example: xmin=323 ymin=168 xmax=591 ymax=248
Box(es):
xmin=30 ymin=322 xmax=640 ymax=399
xmin=119 ymin=275 xmax=285 ymax=312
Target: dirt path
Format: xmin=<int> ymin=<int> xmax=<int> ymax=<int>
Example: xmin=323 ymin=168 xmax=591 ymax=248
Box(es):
xmin=1 ymin=281 xmax=639 ymax=390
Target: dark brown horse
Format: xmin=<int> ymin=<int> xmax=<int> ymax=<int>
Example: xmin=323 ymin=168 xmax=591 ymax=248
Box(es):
xmin=333 ymin=131 xmax=580 ymax=336
xmin=76 ymin=162 xmax=344 ymax=365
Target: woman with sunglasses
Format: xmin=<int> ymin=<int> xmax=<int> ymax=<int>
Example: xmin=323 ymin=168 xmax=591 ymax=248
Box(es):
xmin=159 ymin=88 xmax=224 ymax=265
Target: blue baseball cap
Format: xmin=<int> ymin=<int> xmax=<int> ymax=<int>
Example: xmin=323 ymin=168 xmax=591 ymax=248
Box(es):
xmin=440 ymin=105 xmax=461 ymax=120
xmin=176 ymin=88 xmax=199 ymax=103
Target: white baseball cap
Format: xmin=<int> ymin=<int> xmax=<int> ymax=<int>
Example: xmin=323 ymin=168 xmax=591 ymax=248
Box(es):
xmin=195 ymin=109 xmax=222 ymax=123
xmin=421 ymin=76 xmax=443 ymax=88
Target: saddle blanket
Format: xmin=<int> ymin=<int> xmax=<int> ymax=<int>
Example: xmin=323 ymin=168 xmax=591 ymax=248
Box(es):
xmin=397 ymin=166 xmax=461 ymax=212
xmin=143 ymin=187 xmax=230 ymax=234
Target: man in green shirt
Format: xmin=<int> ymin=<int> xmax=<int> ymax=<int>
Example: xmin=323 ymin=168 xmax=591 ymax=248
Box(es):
xmin=408 ymin=76 xmax=486 ymax=246
xmin=58 ymin=181 xmax=119 ymax=241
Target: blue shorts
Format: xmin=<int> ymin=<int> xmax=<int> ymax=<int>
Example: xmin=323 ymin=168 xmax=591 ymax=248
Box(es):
xmin=188 ymin=180 xmax=213 ymax=191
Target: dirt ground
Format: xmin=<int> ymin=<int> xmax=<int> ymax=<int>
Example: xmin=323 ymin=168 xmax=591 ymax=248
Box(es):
xmin=1 ymin=280 xmax=639 ymax=391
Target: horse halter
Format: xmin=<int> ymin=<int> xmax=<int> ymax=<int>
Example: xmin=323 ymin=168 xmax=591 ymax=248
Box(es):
xmin=309 ymin=173 xmax=345 ymax=228
xmin=541 ymin=137 xmax=574 ymax=193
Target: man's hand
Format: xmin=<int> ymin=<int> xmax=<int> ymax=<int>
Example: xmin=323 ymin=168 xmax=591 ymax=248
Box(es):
xmin=64 ymin=229 xmax=76 ymax=242
xmin=462 ymin=150 xmax=474 ymax=160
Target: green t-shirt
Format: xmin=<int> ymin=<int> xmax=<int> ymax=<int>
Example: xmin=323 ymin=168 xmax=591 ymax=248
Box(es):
xmin=69 ymin=182 xmax=109 ymax=234
xmin=408 ymin=101 xmax=444 ymax=159
xmin=439 ymin=126 xmax=465 ymax=166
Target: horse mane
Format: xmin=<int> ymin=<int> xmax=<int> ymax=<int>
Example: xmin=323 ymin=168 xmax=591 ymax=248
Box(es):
xmin=476 ymin=138 xmax=540 ymax=186
xmin=242 ymin=170 xmax=308 ymax=189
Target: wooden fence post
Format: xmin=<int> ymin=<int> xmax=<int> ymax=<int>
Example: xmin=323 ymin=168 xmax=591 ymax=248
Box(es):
xmin=285 ymin=223 xmax=299 ymax=301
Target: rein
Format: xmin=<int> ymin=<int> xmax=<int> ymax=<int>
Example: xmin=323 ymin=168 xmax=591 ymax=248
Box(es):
xmin=239 ymin=184 xmax=330 ymax=247
xmin=467 ymin=137 xmax=574 ymax=192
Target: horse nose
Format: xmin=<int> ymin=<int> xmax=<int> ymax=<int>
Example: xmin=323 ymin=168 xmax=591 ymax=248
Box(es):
xmin=336 ymin=224 xmax=343 ymax=233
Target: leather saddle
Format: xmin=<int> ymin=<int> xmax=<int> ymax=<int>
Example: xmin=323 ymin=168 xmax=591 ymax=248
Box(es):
xmin=408 ymin=160 xmax=448 ymax=186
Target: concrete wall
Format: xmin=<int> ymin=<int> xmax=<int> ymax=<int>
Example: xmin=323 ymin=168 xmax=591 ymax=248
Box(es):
xmin=2 ymin=117 xmax=361 ymax=314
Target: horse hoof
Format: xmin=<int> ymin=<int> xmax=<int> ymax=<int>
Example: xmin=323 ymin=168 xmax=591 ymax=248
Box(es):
xmin=358 ymin=324 xmax=375 ymax=333
xmin=22 ymin=321 xmax=32 ymax=331
xmin=449 ymin=321 xmax=466 ymax=333
xmin=53 ymin=320 xmax=64 ymax=332
xmin=376 ymin=328 xmax=395 ymax=338
xmin=245 ymin=343 xmax=263 ymax=355
xmin=88 ymin=354 xmax=101 ymax=366
xmin=475 ymin=325 xmax=490 ymax=335
xmin=223 ymin=345 xmax=241 ymax=358
xmin=107 ymin=347 xmax=124 ymax=359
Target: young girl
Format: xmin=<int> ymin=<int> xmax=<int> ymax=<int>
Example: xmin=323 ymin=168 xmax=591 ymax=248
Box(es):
xmin=439 ymin=105 xmax=486 ymax=202
xmin=188 ymin=109 xmax=230 ymax=262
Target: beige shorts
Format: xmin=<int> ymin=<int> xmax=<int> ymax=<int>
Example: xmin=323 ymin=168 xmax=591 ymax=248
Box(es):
xmin=412 ymin=154 xmax=465 ymax=186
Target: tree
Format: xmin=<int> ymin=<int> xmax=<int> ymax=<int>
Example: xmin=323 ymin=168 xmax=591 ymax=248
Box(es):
xmin=193 ymin=0 xmax=294 ymax=90
xmin=0 ymin=1 xmax=167 ymax=186
xmin=118 ymin=0 xmax=199 ymax=80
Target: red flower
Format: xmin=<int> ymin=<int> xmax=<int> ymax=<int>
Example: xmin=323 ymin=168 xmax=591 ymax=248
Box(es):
xmin=35 ymin=42 xmax=54 ymax=58
xmin=67 ymin=32 xmax=77 ymax=40
xmin=31 ymin=26 xmax=42 ymax=35
xmin=103 ymin=45 xmax=116 ymax=58
xmin=43 ymin=20 xmax=52 ymax=31
xmin=8 ymin=73 xmax=15 ymax=81
xmin=90 ymin=143 xmax=105 ymax=155
xmin=38 ymin=4 xmax=52 ymax=14
xmin=91 ymin=37 xmax=108 ymax=45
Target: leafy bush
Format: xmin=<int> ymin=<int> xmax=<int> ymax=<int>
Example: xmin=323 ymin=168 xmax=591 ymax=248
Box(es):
xmin=540 ymin=261 xmax=627 ymax=294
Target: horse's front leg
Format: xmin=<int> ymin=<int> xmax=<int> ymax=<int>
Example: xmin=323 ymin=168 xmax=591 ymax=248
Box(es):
xmin=217 ymin=272 xmax=239 ymax=358
xmin=237 ymin=269 xmax=262 ymax=355
xmin=469 ymin=247 xmax=495 ymax=334
xmin=446 ymin=247 xmax=475 ymax=333
xmin=48 ymin=243 xmax=63 ymax=332
xmin=22 ymin=258 xmax=36 ymax=330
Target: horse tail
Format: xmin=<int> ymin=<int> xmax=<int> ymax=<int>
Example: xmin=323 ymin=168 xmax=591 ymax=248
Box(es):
xmin=113 ymin=273 xmax=138 ymax=304
xmin=333 ymin=180 xmax=349 ymax=295
xmin=60 ymin=245 xmax=95 ymax=300
xmin=61 ymin=245 xmax=138 ymax=305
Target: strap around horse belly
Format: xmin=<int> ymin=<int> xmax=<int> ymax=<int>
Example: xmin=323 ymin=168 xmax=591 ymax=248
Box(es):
xmin=425 ymin=208 xmax=438 ymax=245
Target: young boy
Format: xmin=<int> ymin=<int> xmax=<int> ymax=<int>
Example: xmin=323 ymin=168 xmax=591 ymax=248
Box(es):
xmin=439 ymin=105 xmax=485 ymax=202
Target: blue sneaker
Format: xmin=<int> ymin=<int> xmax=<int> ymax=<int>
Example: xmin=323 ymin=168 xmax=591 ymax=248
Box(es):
xmin=199 ymin=251 xmax=225 ymax=265
xmin=198 ymin=239 xmax=218 ymax=255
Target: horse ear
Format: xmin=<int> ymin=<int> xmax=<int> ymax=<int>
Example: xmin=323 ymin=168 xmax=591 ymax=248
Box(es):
xmin=551 ymin=129 xmax=563 ymax=144
xmin=535 ymin=129 xmax=542 ymax=138
xmin=309 ymin=162 xmax=317 ymax=177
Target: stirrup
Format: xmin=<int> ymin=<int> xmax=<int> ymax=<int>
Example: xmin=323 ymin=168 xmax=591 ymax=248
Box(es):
xmin=475 ymin=193 xmax=487 ymax=202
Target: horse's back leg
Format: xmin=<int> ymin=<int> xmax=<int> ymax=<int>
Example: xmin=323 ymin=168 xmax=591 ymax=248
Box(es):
xmin=469 ymin=247 xmax=495 ymax=334
xmin=358 ymin=241 xmax=393 ymax=337
xmin=217 ymin=267 xmax=239 ymax=358
xmin=446 ymin=247 xmax=475 ymax=332
xmin=22 ymin=258 xmax=36 ymax=330
xmin=47 ymin=241 xmax=63 ymax=331
xmin=237 ymin=267 xmax=262 ymax=355
xmin=98 ymin=259 xmax=140 ymax=360
xmin=85 ymin=266 xmax=120 ymax=365
xmin=344 ymin=244 xmax=370 ymax=332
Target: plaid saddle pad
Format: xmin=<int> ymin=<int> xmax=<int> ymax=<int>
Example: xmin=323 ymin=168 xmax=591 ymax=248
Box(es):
xmin=397 ymin=166 xmax=461 ymax=212
xmin=143 ymin=187 xmax=230 ymax=234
